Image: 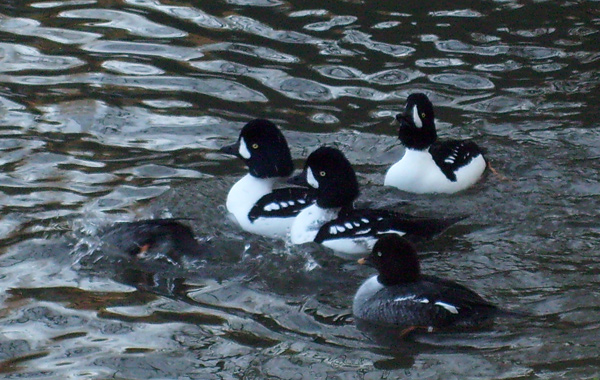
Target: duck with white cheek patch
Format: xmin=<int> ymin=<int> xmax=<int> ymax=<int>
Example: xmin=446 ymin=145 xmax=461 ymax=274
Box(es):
xmin=353 ymin=234 xmax=499 ymax=333
xmin=385 ymin=93 xmax=487 ymax=194
xmin=220 ymin=119 xmax=316 ymax=239
xmin=288 ymin=147 xmax=464 ymax=256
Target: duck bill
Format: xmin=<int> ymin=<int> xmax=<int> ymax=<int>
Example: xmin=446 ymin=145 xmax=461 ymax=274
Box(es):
xmin=357 ymin=256 xmax=371 ymax=266
xmin=287 ymin=171 xmax=309 ymax=187
xmin=220 ymin=142 xmax=240 ymax=157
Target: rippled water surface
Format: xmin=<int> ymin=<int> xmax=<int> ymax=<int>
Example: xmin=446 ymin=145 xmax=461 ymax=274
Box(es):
xmin=1 ymin=0 xmax=600 ymax=378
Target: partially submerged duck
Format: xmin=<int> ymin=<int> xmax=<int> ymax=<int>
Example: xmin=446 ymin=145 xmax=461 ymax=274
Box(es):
xmin=100 ymin=219 xmax=205 ymax=261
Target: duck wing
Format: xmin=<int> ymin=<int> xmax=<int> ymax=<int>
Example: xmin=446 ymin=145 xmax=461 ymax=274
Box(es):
xmin=248 ymin=187 xmax=317 ymax=221
xmin=315 ymin=208 xmax=464 ymax=243
xmin=429 ymin=140 xmax=485 ymax=182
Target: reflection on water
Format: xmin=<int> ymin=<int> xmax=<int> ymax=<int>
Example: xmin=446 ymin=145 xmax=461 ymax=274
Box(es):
xmin=0 ymin=0 xmax=599 ymax=378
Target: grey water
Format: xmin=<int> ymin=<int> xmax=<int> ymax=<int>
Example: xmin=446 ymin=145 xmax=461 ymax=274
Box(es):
xmin=0 ymin=0 xmax=599 ymax=378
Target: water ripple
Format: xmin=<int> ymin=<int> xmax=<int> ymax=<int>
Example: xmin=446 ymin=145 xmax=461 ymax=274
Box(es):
xmin=192 ymin=60 xmax=397 ymax=102
xmin=31 ymin=0 xmax=97 ymax=8
xmin=278 ymin=78 xmax=332 ymax=101
xmin=38 ymin=100 xmax=233 ymax=149
xmin=315 ymin=65 xmax=423 ymax=85
xmin=435 ymin=39 xmax=509 ymax=56
xmin=227 ymin=0 xmax=284 ymax=5
xmin=369 ymin=69 xmax=422 ymax=85
xmin=304 ymin=16 xmax=357 ymax=32
xmin=532 ymin=63 xmax=566 ymax=73
xmin=315 ymin=65 xmax=361 ymax=80
xmin=436 ymin=39 xmax=565 ymax=61
xmin=200 ymin=42 xmax=299 ymax=63
xmin=0 ymin=74 xmax=267 ymax=103
xmin=429 ymin=9 xmax=483 ymax=17
xmin=125 ymin=0 xmax=230 ymax=30
xmin=416 ymin=58 xmax=465 ymax=68
xmin=463 ymin=96 xmax=535 ymax=113
xmin=343 ymin=30 xmax=415 ymax=57
xmin=372 ymin=21 xmax=401 ymax=29
xmin=82 ymin=40 xmax=204 ymax=61
xmin=101 ymin=61 xmax=164 ymax=76
xmin=60 ymin=9 xmax=187 ymax=38
xmin=288 ymin=9 xmax=329 ymax=18
xmin=0 ymin=16 xmax=100 ymax=44
xmin=227 ymin=15 xmax=319 ymax=44
xmin=0 ymin=43 xmax=84 ymax=72
xmin=429 ymin=73 xmax=495 ymax=90
xmin=509 ymin=46 xmax=564 ymax=60
xmin=474 ymin=60 xmax=522 ymax=72
xmin=114 ymin=164 xmax=204 ymax=180
xmin=506 ymin=28 xmax=556 ymax=38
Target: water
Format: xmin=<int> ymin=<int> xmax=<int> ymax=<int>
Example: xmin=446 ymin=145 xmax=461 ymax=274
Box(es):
xmin=0 ymin=0 xmax=599 ymax=378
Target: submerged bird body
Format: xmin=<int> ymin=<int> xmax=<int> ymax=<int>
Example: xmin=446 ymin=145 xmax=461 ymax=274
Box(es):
xmin=100 ymin=219 xmax=205 ymax=261
xmin=289 ymin=147 xmax=462 ymax=255
xmin=353 ymin=234 xmax=497 ymax=330
xmin=385 ymin=93 xmax=486 ymax=194
xmin=221 ymin=119 xmax=315 ymax=238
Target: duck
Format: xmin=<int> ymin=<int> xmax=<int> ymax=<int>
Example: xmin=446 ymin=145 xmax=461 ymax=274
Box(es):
xmin=100 ymin=219 xmax=206 ymax=261
xmin=353 ymin=234 xmax=498 ymax=331
xmin=289 ymin=146 xmax=463 ymax=255
xmin=384 ymin=93 xmax=487 ymax=194
xmin=220 ymin=119 xmax=316 ymax=238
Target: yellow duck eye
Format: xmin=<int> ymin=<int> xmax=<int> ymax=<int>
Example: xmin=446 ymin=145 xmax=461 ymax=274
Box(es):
xmin=320 ymin=171 xmax=326 ymax=177
xmin=252 ymin=143 xmax=259 ymax=149
xmin=421 ymin=112 xmax=426 ymax=118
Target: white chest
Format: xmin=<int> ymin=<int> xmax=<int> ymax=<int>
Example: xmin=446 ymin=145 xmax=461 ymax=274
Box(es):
xmin=290 ymin=204 xmax=338 ymax=244
xmin=353 ymin=276 xmax=383 ymax=316
xmin=227 ymin=174 xmax=292 ymax=238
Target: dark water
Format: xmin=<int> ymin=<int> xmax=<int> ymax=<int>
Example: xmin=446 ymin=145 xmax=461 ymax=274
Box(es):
xmin=0 ymin=0 xmax=599 ymax=378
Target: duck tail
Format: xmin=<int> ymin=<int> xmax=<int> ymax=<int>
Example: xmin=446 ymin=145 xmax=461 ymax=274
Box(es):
xmin=428 ymin=214 xmax=469 ymax=237
xmin=494 ymin=307 xmax=532 ymax=319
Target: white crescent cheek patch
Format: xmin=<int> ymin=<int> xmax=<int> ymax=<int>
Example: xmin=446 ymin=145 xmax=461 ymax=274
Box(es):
xmin=306 ymin=168 xmax=319 ymax=189
xmin=412 ymin=106 xmax=423 ymax=128
xmin=238 ymin=138 xmax=251 ymax=159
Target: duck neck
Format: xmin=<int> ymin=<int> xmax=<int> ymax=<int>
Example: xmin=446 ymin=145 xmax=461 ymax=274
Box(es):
xmin=377 ymin=271 xmax=419 ymax=286
xmin=398 ymin=122 xmax=436 ymax=150
xmin=377 ymin=261 xmax=421 ymax=286
xmin=402 ymin=147 xmax=434 ymax=160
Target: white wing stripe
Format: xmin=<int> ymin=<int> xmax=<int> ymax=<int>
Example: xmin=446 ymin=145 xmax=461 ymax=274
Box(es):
xmin=435 ymin=301 xmax=459 ymax=314
xmin=264 ymin=203 xmax=280 ymax=211
xmin=393 ymin=295 xmax=430 ymax=303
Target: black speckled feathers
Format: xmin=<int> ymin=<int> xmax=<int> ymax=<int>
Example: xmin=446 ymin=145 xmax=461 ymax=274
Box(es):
xmin=430 ymin=140 xmax=485 ymax=182
xmin=248 ymin=187 xmax=317 ymax=221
